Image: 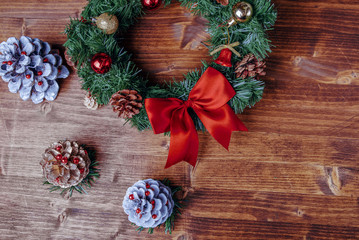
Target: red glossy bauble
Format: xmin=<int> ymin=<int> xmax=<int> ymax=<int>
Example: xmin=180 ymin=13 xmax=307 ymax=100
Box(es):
xmin=91 ymin=53 xmax=112 ymax=74
xmin=141 ymin=0 xmax=162 ymax=10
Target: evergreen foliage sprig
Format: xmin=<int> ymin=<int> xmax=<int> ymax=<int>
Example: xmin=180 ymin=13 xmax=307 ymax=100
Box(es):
xmin=64 ymin=0 xmax=276 ymax=132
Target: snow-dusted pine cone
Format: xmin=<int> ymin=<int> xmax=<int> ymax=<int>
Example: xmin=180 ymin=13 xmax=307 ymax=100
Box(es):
xmin=0 ymin=36 xmax=69 ymax=104
xmin=40 ymin=140 xmax=90 ymax=188
xmin=122 ymin=179 xmax=175 ymax=228
xmin=84 ymin=92 xmax=99 ymax=110
xmin=110 ymin=89 xmax=143 ymax=118
xmin=234 ymin=54 xmax=266 ymax=80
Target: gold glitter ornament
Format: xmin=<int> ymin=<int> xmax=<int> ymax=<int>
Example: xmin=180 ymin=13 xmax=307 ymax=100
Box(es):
xmin=96 ymin=13 xmax=119 ymax=34
xmin=226 ymin=1 xmax=253 ymax=27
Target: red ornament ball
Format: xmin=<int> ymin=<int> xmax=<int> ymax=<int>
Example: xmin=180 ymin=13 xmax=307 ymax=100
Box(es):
xmin=152 ymin=214 xmax=157 ymax=219
xmin=141 ymin=0 xmax=162 ymax=10
xmin=136 ymin=208 xmax=141 ymax=214
xmin=55 ymin=145 xmax=62 ymax=151
xmin=146 ymin=183 xmax=150 ymax=189
xmin=145 ymin=191 xmax=150 ymax=196
xmin=129 ymin=194 xmax=134 ymax=200
xmin=55 ymin=154 xmax=62 ymax=160
xmin=91 ymin=53 xmax=112 ymax=74
xmin=79 ymin=168 xmax=84 ymax=174
xmin=25 ymin=74 xmax=31 ymax=79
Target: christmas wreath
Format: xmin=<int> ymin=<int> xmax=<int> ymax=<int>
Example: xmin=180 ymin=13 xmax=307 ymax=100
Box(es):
xmin=64 ymin=0 xmax=277 ymax=168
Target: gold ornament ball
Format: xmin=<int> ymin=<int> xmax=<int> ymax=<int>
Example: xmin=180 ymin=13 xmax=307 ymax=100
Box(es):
xmin=232 ymin=1 xmax=253 ymax=23
xmin=96 ymin=13 xmax=119 ymax=34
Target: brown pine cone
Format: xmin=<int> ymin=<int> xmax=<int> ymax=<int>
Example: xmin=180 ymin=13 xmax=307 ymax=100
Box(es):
xmin=64 ymin=49 xmax=77 ymax=69
xmin=110 ymin=90 xmax=143 ymax=119
xmin=234 ymin=54 xmax=266 ymax=80
xmin=40 ymin=140 xmax=90 ymax=188
xmin=216 ymin=0 xmax=229 ymax=6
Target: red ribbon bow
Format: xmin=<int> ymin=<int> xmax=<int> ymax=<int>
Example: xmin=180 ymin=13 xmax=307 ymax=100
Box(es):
xmin=145 ymin=67 xmax=248 ymax=168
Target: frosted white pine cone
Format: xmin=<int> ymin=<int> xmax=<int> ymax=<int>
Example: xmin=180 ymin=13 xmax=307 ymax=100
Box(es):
xmin=84 ymin=92 xmax=99 ymax=110
xmin=122 ymin=179 xmax=175 ymax=228
xmin=0 ymin=36 xmax=69 ymax=104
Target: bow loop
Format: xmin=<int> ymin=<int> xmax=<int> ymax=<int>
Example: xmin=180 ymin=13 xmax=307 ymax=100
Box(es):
xmin=188 ymin=67 xmax=236 ymax=110
xmin=145 ymin=67 xmax=247 ymax=168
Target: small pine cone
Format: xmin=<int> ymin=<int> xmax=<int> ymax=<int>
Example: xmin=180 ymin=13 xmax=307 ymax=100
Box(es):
xmin=122 ymin=179 xmax=175 ymax=228
xmin=234 ymin=54 xmax=266 ymax=80
xmin=40 ymin=140 xmax=90 ymax=188
xmin=216 ymin=0 xmax=229 ymax=6
xmin=64 ymin=49 xmax=77 ymax=70
xmin=84 ymin=92 xmax=99 ymax=110
xmin=110 ymin=89 xmax=143 ymax=119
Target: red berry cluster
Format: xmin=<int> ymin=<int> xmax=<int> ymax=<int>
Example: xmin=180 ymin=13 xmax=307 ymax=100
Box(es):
xmin=128 ymin=183 xmax=157 ymax=220
xmin=54 ymin=145 xmax=84 ymax=173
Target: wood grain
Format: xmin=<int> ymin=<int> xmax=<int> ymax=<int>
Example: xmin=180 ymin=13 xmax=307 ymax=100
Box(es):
xmin=1 ymin=0 xmax=359 ymax=239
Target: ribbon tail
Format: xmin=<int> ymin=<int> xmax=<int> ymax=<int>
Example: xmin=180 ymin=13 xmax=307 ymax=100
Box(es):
xmin=195 ymin=104 xmax=247 ymax=150
xmin=165 ymin=108 xmax=199 ymax=169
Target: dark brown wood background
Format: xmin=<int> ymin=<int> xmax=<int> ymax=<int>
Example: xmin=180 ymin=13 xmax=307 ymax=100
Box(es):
xmin=1 ymin=0 xmax=359 ymax=239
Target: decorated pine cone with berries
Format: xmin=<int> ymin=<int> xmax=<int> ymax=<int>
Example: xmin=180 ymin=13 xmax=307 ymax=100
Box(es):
xmin=40 ymin=140 xmax=90 ymax=189
xmin=123 ymin=179 xmax=183 ymax=234
xmin=0 ymin=36 xmax=69 ymax=104
xmin=110 ymin=89 xmax=143 ymax=118
xmin=235 ymin=54 xmax=266 ymax=80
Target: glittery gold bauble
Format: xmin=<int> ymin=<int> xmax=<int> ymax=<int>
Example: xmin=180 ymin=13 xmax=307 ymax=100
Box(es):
xmin=227 ymin=1 xmax=253 ymax=27
xmin=96 ymin=13 xmax=119 ymax=34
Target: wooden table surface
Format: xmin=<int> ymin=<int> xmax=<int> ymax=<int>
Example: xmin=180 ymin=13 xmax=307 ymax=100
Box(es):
xmin=1 ymin=0 xmax=359 ymax=239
